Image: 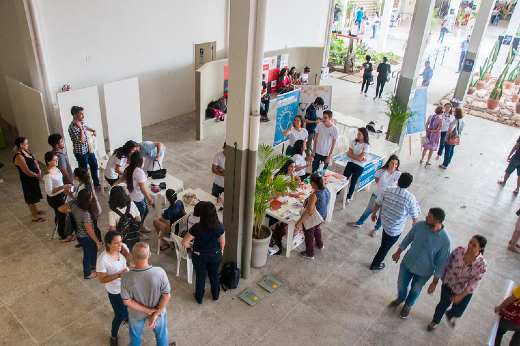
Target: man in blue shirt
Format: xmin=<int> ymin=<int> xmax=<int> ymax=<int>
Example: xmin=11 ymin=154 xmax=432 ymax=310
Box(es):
xmin=355 ymin=7 xmax=364 ymax=29
xmin=457 ymin=35 xmax=471 ymax=73
xmin=139 ymin=141 xmax=165 ymax=173
xmin=389 ymin=208 xmax=451 ymax=319
xmin=420 ymin=61 xmax=433 ymax=87
xmin=304 ymin=97 xmax=324 ymax=156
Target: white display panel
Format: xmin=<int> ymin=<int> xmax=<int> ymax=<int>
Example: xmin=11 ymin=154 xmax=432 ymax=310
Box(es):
xmin=103 ymin=77 xmax=142 ymax=152
xmin=20 ymin=84 xmax=50 ymax=163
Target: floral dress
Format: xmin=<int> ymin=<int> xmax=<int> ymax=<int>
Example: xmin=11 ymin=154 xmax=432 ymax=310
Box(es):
xmin=422 ymin=114 xmax=444 ymax=151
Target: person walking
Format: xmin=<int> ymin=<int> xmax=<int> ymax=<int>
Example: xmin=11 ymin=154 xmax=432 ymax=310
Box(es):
xmin=420 ymin=61 xmax=433 ymax=87
xmin=347 ymin=155 xmax=401 ymax=237
xmin=360 ymin=55 xmax=373 ymax=96
xmin=311 ymin=110 xmax=338 ymax=172
xmin=390 ymin=208 xmax=451 ymax=319
xmin=494 ymin=283 xmax=520 ymax=345
xmin=370 ymin=12 xmax=380 ymax=39
xmin=436 ymin=103 xmax=454 ymax=160
xmin=343 ymin=127 xmax=370 ymax=204
xmin=369 ymin=173 xmax=420 ymax=271
xmin=439 ymin=107 xmax=465 ymax=169
xmin=427 ymin=235 xmax=487 ymax=331
xmin=420 ymin=106 xmax=444 ymax=166
xmin=304 ymin=97 xmax=325 ymax=156
xmin=374 ymin=57 xmax=391 ymax=99
xmin=498 ymin=134 xmax=520 ymax=195
xmin=457 ymin=35 xmax=471 ymax=73
xmin=121 ymin=242 xmax=171 ymax=346
xmin=438 ymin=20 xmax=448 ymax=44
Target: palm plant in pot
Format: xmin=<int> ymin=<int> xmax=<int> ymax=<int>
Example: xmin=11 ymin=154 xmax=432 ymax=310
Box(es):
xmin=488 ymin=47 xmax=515 ymax=110
xmin=385 ymin=93 xmax=415 ymax=143
xmin=252 ymin=143 xmax=298 ymax=267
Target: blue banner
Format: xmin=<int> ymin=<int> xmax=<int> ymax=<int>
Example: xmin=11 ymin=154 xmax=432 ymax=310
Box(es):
xmin=332 ymin=152 xmax=384 ymax=191
xmin=407 ymin=87 xmax=427 ymax=135
xmin=274 ymin=89 xmax=300 ymax=147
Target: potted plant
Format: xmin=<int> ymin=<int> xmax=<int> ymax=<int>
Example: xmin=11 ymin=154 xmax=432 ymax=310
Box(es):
xmin=506 ymin=56 xmax=520 ymax=90
xmin=468 ymin=75 xmax=477 ymax=94
xmin=384 ymin=93 xmax=415 ymax=143
xmin=453 ymin=10 xmax=466 ymax=37
xmin=477 ymin=41 xmax=499 ymax=88
xmin=488 ymin=49 xmax=513 ymax=110
xmin=252 ymin=144 xmax=298 ymax=267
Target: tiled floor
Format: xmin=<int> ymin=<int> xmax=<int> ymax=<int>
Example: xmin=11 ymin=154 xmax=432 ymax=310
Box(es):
xmin=0 ymin=19 xmax=518 ymax=346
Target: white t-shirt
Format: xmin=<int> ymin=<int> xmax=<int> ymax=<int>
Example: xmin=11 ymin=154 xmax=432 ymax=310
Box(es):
xmin=108 ymin=202 xmax=140 ymax=227
xmin=349 ymin=140 xmax=370 ymax=167
xmin=440 ymin=112 xmax=455 ymax=132
xmin=300 ymin=73 xmax=309 ymax=83
xmin=44 ymin=171 xmax=64 ymax=197
xmin=315 ymin=123 xmax=339 ymax=156
xmin=129 ymin=168 xmax=147 ymax=202
xmin=288 ymin=128 xmax=308 ymax=147
xmin=105 ymin=155 xmax=127 ymax=179
xmin=293 ymin=153 xmax=307 ymax=176
xmin=373 ymin=169 xmax=402 ymax=197
xmin=96 ymin=243 xmax=129 ymax=294
xmin=213 ymin=150 xmax=226 ymax=188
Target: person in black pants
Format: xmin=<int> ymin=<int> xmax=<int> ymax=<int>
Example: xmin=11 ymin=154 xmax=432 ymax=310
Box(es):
xmin=374 ymin=57 xmax=391 ymax=99
xmin=182 ymin=201 xmax=225 ymax=304
xmin=343 ymin=128 xmax=370 ymax=204
xmin=360 ymin=55 xmax=373 ymax=96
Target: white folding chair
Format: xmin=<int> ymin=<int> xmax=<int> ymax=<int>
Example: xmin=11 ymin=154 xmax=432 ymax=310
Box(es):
xmin=157 ymin=213 xmax=191 ymax=255
xmin=348 ymin=128 xmax=358 ymax=143
xmin=171 ymin=234 xmax=193 ymax=284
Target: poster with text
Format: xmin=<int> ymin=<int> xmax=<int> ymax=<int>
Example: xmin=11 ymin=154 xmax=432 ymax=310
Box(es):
xmin=295 ymin=85 xmax=332 ymax=119
xmin=263 ymin=54 xmax=289 ymax=93
xmin=274 ymin=89 xmax=300 ymax=147
xmin=406 ymin=87 xmax=427 ymax=135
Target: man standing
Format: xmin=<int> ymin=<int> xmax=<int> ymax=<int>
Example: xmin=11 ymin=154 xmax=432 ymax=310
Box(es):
xmin=498 ymin=135 xmax=520 ymax=195
xmin=420 ymin=61 xmax=433 ymax=87
xmin=390 ymin=208 xmax=451 ymax=319
xmin=457 ymin=35 xmax=471 ymax=73
xmin=211 ymin=142 xmax=226 ymax=198
xmin=334 ymin=4 xmax=341 ymax=22
xmin=311 ymin=110 xmax=338 ymax=172
xmin=355 ymin=7 xmax=364 ymax=28
xmin=48 ymin=133 xmax=73 ymax=185
xmin=304 ymin=97 xmax=324 ymax=156
xmin=121 ymin=242 xmax=171 ymax=346
xmin=370 ymin=173 xmax=420 ymax=270
xmin=68 ymin=106 xmax=102 ymax=189
xmin=139 ymin=141 xmax=165 ymax=173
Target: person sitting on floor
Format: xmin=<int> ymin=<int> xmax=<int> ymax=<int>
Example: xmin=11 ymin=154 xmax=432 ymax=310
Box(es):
xmin=153 ymin=189 xmax=186 ymax=250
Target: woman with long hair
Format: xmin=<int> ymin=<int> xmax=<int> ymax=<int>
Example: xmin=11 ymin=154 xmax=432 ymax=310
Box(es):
xmin=59 ymin=188 xmax=102 ymax=279
xmin=427 ymin=235 xmax=487 ymax=331
xmin=292 ymin=139 xmax=312 ymax=180
xmin=347 ymin=155 xmax=401 ymax=237
xmin=182 ymin=201 xmax=225 ymax=304
xmin=436 ymin=103 xmax=454 ymax=160
xmin=288 ymin=66 xmax=298 ymax=84
xmin=282 ymin=115 xmax=308 ymax=156
xmin=153 ymin=189 xmax=185 ymax=250
xmin=104 ymin=140 xmax=139 ymax=186
xmin=277 ymin=68 xmax=291 ymax=93
xmin=13 ymin=137 xmax=45 ymax=222
xmin=275 ymin=159 xmax=301 ymax=183
xmin=73 ymin=167 xmax=102 ymax=216
xmin=440 ymin=107 xmax=465 ymax=169
xmin=108 ymin=186 xmax=142 ymax=248
xmin=421 ymin=106 xmax=444 ymax=166
xmin=343 ymin=128 xmax=370 ymax=204
xmin=43 ymin=152 xmax=73 ymax=241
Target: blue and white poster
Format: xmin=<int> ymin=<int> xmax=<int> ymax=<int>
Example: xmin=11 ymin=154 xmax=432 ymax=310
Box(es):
xmin=332 ymin=152 xmax=383 ymax=191
xmin=274 ymin=89 xmax=300 ymax=147
xmin=407 ymin=87 xmax=427 ymax=135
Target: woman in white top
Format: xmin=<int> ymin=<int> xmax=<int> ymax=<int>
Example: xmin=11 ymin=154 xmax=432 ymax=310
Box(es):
xmin=343 ymin=128 xmax=370 ymax=203
xmin=436 ymin=103 xmax=454 ymax=160
xmin=116 ymin=151 xmax=154 ymax=239
xmin=96 ymin=231 xmax=133 ymax=345
xmin=283 ymin=115 xmax=308 ymax=156
xmin=104 ymin=140 xmax=139 ymax=186
xmin=108 ymin=186 xmax=142 ymax=248
xmin=347 ymin=155 xmax=401 ymax=237
xmin=292 ymin=140 xmax=313 ymax=180
xmin=275 ymin=159 xmax=301 ymax=184
xmin=43 ymin=152 xmax=73 ymax=242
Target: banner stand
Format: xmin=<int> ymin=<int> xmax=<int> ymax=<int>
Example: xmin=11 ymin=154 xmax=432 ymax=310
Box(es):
xmin=408 ymin=133 xmax=423 ymax=155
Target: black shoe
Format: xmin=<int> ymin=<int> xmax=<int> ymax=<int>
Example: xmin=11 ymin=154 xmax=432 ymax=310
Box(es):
xmin=110 ymin=337 xmax=119 ymax=346
xmin=75 ymin=243 xmax=82 ymax=248
xmin=370 ymin=263 xmax=385 ymax=270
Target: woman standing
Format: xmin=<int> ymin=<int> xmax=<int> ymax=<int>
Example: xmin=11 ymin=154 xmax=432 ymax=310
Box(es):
xmin=153 ymin=189 xmax=185 ymax=250
xmin=282 ymin=115 xmax=308 ymax=156
xmin=108 ymin=186 xmax=142 ymax=250
xmin=420 ymin=106 xmax=444 ymax=166
xmin=96 ymin=231 xmax=132 ymax=346
xmin=374 ymin=57 xmax=391 ymax=100
xmin=347 ymin=155 xmax=401 ymax=237
xmin=296 ymin=173 xmax=330 ymax=260
xmin=427 ymin=235 xmax=487 ymax=331
xmin=104 ymin=140 xmax=138 ymax=186
xmin=440 ymin=107 xmax=465 ymax=169
xmin=292 ymin=140 xmax=312 ymax=180
xmin=361 ymin=55 xmax=373 ymax=96
xmin=13 ymin=137 xmax=45 ymax=222
xmin=43 ymin=152 xmax=73 ymax=241
xmin=59 ymin=189 xmax=102 ymax=279
xmin=343 ymin=128 xmax=370 ymax=204
xmin=182 ymin=202 xmax=225 ymax=304
xmin=436 ymin=103 xmax=454 ymax=160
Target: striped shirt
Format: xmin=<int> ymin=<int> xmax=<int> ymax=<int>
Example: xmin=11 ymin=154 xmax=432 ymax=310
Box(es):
xmin=376 ymin=186 xmax=421 ymax=236
xmin=68 ymin=121 xmax=89 ymax=154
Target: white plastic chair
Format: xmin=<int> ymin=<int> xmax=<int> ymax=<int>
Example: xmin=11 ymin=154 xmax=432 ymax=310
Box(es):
xmin=157 ymin=212 xmax=191 ymax=255
xmin=348 ymin=128 xmax=358 ymax=143
xmin=171 ymin=234 xmax=193 ymax=284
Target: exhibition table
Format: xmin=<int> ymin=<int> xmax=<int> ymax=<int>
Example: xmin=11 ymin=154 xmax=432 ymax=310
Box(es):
xmin=177 ymin=188 xmax=223 ymax=220
xmin=146 ymin=174 xmax=185 ymax=219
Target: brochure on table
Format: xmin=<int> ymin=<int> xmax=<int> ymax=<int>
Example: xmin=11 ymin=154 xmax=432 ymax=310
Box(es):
xmin=294 ymin=85 xmax=332 ymax=120
xmin=407 ymin=87 xmax=427 ymax=135
xmin=333 ymin=152 xmax=384 ymax=191
xmin=273 ymin=89 xmax=300 ymax=147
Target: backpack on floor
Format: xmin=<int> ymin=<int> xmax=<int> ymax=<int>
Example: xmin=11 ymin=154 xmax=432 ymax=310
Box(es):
xmin=219 ymin=261 xmax=240 ymax=292
xmin=112 ymin=203 xmax=141 ymax=251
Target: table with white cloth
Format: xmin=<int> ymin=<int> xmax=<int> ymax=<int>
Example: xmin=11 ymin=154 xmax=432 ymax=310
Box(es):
xmin=177 ymin=188 xmax=223 ymax=220
xmin=369 ymin=137 xmax=399 ymax=158
xmin=146 ymin=174 xmax=185 ymax=220
xmin=265 ymin=170 xmax=348 ymax=257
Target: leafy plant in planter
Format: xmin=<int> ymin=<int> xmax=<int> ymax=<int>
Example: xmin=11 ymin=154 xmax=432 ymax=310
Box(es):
xmin=478 ymin=40 xmax=499 ymax=82
xmin=384 ymin=93 xmax=415 ymax=143
xmin=329 ymin=36 xmax=349 ymax=65
xmin=488 ymin=47 xmax=515 ymax=108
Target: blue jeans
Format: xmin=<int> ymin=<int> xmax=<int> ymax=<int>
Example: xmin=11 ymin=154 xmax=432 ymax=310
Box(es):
xmin=77 ymin=236 xmax=98 ymax=278
xmin=192 ymin=249 xmax=222 ymax=303
xmin=442 ymin=144 xmax=455 ymax=167
xmin=458 ymin=51 xmax=466 ymax=72
xmin=74 ymin=152 xmax=100 ymax=186
xmin=129 ymin=310 xmax=168 ymax=346
xmin=371 ymin=230 xmax=400 ymax=268
xmin=134 ymin=198 xmax=149 ymax=228
xmin=312 ymin=153 xmax=329 ymax=173
xmin=432 ymin=284 xmax=472 ymax=324
xmin=108 ymin=292 xmax=129 ymax=338
xmin=356 ymin=193 xmax=382 ymax=230
xmin=371 ymin=25 xmax=376 ymax=38
xmin=343 ymin=162 xmax=364 ymax=199
xmin=211 ymin=183 xmax=224 ymax=198
xmin=437 ymin=131 xmax=448 ymax=156
xmin=397 ymin=262 xmax=431 ymax=307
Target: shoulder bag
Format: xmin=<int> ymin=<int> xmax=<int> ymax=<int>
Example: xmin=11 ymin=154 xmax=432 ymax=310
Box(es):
xmin=299 ymin=196 xmax=324 ymax=229
xmin=447 ymin=120 xmax=460 ymax=146
xmin=148 ymin=162 xmax=167 ymax=179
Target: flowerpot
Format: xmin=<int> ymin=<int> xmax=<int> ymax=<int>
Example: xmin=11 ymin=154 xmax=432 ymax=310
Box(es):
xmin=513 ymin=94 xmax=520 ymax=103
xmin=516 ymin=76 xmax=520 ymax=86
xmin=453 ymin=27 xmax=462 ymax=37
xmin=485 ymin=74 xmax=492 ymax=82
xmin=251 ymin=226 xmax=272 ymax=268
xmin=504 ymin=81 xmax=514 ymax=90
xmin=487 ymin=98 xmax=499 ymax=110
xmin=476 ymin=81 xmax=485 ymax=90
xmin=516 ymin=101 xmax=520 ymax=114
xmin=467 ymin=87 xmax=476 ymax=95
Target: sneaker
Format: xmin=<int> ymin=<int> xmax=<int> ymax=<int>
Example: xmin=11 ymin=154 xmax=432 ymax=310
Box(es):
xmin=347 ymin=221 xmax=361 ymax=228
xmin=370 ymin=263 xmax=385 ymax=270
xmin=140 ymin=227 xmax=152 ymax=233
xmin=373 ymin=96 xmax=377 ymax=100
xmin=390 ymin=298 xmax=403 ymax=307
xmin=140 ymin=234 xmax=150 ymax=240
xmin=317 ymin=245 xmax=325 ymax=249
xmin=300 ymin=251 xmax=314 ymax=260
xmin=400 ymin=304 xmax=411 ymax=319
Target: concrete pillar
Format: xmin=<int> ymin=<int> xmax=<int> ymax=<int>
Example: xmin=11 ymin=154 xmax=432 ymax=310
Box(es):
xmin=223 ymin=0 xmax=266 ymax=278
xmin=340 ymin=0 xmax=349 ymax=28
xmin=323 ymin=0 xmax=335 ymax=67
xmin=453 ymin=0 xmax=495 ymax=102
xmin=493 ymin=3 xmax=520 ymax=74
xmin=377 ymin=0 xmax=394 ymax=52
xmin=390 ymin=0 xmax=435 ymax=145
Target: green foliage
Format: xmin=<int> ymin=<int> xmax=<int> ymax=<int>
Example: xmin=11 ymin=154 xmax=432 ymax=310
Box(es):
xmin=470 ymin=75 xmax=478 ymax=88
xmin=354 ymin=44 xmax=400 ymax=66
xmin=429 ymin=9 xmax=439 ymax=33
xmin=329 ymin=36 xmax=349 ymax=65
xmin=479 ymin=41 xmax=499 ymax=81
xmin=346 ymin=2 xmax=355 ymax=15
xmin=507 ymin=56 xmax=520 ymax=82
xmin=254 ymin=144 xmax=298 ymax=239
xmin=455 ymin=10 xmax=467 ymax=27
xmin=490 ymin=46 xmax=515 ymax=100
xmin=384 ymin=94 xmax=415 ymax=142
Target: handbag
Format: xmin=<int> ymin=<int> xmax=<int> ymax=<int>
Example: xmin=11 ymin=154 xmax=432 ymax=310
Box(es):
xmin=147 ymin=162 xmax=166 ymax=179
xmin=299 ymin=206 xmax=324 ymax=229
xmin=421 ymin=137 xmax=430 ymax=145
xmin=447 ymin=120 xmax=460 ymax=146
xmin=87 ymin=135 xmax=97 ymax=154
xmin=182 ymin=192 xmax=200 ymax=206
xmin=499 ymin=300 xmax=520 ymax=326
